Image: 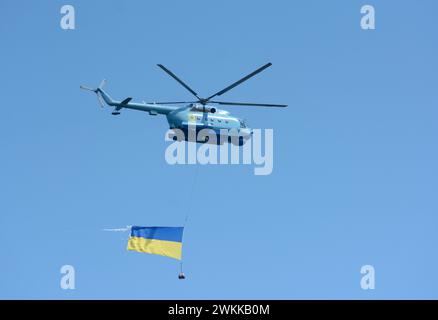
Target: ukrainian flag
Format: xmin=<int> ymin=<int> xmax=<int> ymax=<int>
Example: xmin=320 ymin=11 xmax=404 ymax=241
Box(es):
xmin=127 ymin=226 xmax=184 ymax=260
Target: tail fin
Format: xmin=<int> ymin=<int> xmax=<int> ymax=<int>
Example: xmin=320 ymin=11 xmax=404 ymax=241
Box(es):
xmin=80 ymin=79 xmax=114 ymax=107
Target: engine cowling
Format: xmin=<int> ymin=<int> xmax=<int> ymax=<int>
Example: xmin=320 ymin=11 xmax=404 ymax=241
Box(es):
xmin=190 ymin=105 xmax=216 ymax=113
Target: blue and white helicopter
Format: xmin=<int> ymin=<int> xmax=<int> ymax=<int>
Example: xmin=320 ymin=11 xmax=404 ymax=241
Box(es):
xmin=81 ymin=63 xmax=287 ymax=145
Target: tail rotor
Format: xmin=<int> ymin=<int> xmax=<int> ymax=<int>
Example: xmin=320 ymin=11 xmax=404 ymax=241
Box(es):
xmin=80 ymin=79 xmax=107 ymax=108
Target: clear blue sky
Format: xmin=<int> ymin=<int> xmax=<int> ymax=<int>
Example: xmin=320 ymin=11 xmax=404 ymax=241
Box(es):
xmin=1 ymin=0 xmax=437 ymax=299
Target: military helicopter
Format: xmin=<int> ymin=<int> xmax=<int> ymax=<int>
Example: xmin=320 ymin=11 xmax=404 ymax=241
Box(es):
xmin=80 ymin=63 xmax=287 ymax=145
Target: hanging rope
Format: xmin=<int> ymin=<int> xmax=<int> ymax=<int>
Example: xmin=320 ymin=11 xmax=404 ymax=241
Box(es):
xmin=183 ymin=164 xmax=200 ymax=226
xmin=179 ymin=164 xmax=200 ymax=280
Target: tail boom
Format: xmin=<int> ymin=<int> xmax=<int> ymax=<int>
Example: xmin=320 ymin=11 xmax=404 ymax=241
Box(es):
xmin=81 ymin=79 xmax=179 ymax=115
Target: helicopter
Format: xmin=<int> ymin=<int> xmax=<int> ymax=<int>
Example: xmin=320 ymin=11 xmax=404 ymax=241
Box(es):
xmin=80 ymin=63 xmax=287 ymax=146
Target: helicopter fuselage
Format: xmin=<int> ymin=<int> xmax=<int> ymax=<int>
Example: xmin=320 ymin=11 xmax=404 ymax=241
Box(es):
xmin=96 ymin=87 xmax=252 ymax=145
xmin=166 ymin=104 xmax=252 ymax=145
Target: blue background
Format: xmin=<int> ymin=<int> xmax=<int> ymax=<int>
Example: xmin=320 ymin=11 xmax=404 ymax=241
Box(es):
xmin=0 ymin=0 xmax=437 ymax=299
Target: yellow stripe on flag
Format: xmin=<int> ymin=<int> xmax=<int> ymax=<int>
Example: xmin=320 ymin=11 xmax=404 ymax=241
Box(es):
xmin=127 ymin=237 xmax=182 ymax=260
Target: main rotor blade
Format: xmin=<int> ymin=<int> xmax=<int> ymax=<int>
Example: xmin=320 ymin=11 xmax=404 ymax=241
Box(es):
xmin=157 ymin=64 xmax=201 ymax=100
xmin=145 ymin=101 xmax=196 ymax=105
xmin=210 ymin=101 xmax=287 ymax=107
xmin=206 ymin=63 xmax=273 ymax=101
